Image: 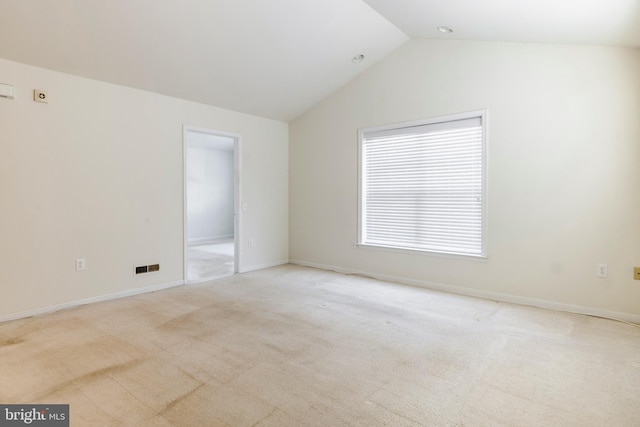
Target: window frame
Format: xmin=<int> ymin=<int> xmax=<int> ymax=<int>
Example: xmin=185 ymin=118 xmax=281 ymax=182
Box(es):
xmin=357 ymin=110 xmax=488 ymax=259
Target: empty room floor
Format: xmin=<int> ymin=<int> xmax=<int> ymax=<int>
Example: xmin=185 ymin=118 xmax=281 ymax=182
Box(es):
xmin=1 ymin=264 xmax=639 ymax=426
xmin=187 ymin=239 xmax=234 ymax=282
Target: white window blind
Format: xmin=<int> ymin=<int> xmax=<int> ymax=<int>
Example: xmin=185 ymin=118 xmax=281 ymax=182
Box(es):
xmin=359 ymin=112 xmax=486 ymax=257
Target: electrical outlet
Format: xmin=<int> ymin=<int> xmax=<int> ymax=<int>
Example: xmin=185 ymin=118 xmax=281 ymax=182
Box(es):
xmin=634 ymin=267 xmax=640 ymax=280
xmin=597 ymin=264 xmax=608 ymax=278
xmin=76 ymin=258 xmax=86 ymax=271
xmin=248 ymin=239 xmax=255 ymax=248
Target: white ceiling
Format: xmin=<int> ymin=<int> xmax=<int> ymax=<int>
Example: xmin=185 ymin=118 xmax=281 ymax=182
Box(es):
xmin=363 ymin=0 xmax=640 ymax=47
xmin=0 ymin=1 xmax=637 ymax=122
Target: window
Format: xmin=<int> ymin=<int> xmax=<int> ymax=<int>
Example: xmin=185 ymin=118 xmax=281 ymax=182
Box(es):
xmin=358 ymin=111 xmax=486 ymax=257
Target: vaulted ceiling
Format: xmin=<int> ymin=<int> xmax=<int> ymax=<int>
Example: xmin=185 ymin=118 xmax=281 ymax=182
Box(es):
xmin=1 ymin=1 xmax=638 ymax=122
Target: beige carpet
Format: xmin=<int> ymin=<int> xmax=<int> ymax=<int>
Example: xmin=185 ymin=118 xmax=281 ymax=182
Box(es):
xmin=1 ymin=264 xmax=639 ymax=426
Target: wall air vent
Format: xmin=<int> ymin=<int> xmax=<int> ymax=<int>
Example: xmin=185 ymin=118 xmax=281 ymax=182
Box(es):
xmin=134 ymin=264 xmax=160 ymax=276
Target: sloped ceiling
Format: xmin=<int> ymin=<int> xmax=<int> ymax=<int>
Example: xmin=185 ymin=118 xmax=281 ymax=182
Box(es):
xmin=0 ymin=0 xmax=408 ymax=121
xmin=0 ymin=1 xmax=637 ymax=122
xmin=363 ymin=0 xmax=640 ymax=47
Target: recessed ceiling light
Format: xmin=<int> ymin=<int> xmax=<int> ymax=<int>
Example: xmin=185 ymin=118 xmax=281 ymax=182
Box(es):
xmin=352 ymin=54 xmax=365 ymax=63
xmin=437 ymin=26 xmax=453 ymax=33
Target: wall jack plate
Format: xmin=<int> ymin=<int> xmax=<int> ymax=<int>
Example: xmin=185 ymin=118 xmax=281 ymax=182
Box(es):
xmin=34 ymin=89 xmax=48 ymax=103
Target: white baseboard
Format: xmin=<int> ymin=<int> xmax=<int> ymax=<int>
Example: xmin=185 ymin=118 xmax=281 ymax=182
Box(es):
xmin=0 ymin=280 xmax=184 ymax=324
xmin=188 ymin=234 xmax=234 ymax=245
xmin=240 ymin=259 xmax=289 ymax=274
xmin=289 ymin=259 xmax=640 ymax=325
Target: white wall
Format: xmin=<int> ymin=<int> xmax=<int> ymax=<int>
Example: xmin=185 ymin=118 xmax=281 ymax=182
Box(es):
xmin=187 ymin=146 xmax=234 ymax=243
xmin=290 ymin=39 xmax=640 ymax=320
xmin=0 ymin=57 xmax=288 ymax=319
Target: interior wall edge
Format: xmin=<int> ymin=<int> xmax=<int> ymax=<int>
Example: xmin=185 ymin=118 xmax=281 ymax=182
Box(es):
xmin=188 ymin=235 xmax=235 ymax=245
xmin=239 ymin=260 xmax=289 ymax=274
xmin=0 ymin=279 xmax=184 ymax=324
xmin=289 ymin=259 xmax=640 ymax=325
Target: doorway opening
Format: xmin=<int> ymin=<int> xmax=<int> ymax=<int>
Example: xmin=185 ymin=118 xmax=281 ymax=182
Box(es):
xmin=184 ymin=126 xmax=240 ymax=283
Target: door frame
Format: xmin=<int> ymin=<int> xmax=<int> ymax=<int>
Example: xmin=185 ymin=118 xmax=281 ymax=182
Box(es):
xmin=183 ymin=125 xmax=241 ymax=283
